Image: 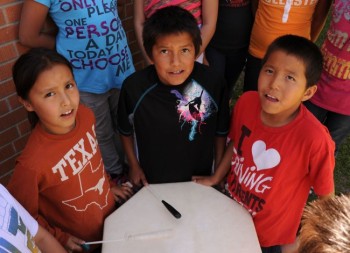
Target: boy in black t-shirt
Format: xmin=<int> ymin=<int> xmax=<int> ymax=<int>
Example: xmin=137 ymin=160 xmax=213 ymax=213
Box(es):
xmin=117 ymin=6 xmax=230 ymax=185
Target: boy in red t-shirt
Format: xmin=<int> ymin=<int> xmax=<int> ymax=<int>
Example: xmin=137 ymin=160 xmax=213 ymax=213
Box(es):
xmin=194 ymin=35 xmax=335 ymax=253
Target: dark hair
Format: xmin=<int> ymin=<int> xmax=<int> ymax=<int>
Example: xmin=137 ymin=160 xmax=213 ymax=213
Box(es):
xmin=142 ymin=5 xmax=202 ymax=60
xmin=262 ymin=35 xmax=323 ymax=88
xmin=12 ymin=47 xmax=73 ymax=128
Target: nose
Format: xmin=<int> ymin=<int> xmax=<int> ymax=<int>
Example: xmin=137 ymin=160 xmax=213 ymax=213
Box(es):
xmin=269 ymin=75 xmax=280 ymax=90
xmin=60 ymin=92 xmax=71 ymax=107
xmin=170 ymin=52 xmax=180 ymax=66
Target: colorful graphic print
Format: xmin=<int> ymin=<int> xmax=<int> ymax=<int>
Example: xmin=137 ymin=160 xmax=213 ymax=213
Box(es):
xmin=171 ymin=80 xmax=217 ymax=141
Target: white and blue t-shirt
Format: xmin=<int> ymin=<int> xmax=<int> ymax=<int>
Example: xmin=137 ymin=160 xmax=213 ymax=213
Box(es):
xmin=35 ymin=0 xmax=135 ymax=93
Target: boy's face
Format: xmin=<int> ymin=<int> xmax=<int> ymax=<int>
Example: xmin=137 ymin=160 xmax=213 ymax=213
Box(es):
xmin=20 ymin=64 xmax=80 ymax=134
xmin=258 ymin=50 xmax=316 ymax=126
xmin=150 ymin=32 xmax=196 ymax=86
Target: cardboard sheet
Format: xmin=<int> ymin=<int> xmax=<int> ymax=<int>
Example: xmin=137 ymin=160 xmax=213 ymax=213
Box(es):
xmin=102 ymin=182 xmax=261 ymax=253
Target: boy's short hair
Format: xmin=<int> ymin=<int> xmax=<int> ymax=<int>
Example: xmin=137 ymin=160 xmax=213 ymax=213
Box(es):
xmin=142 ymin=5 xmax=202 ymax=60
xmin=262 ymin=35 xmax=323 ymax=88
xmin=298 ymin=194 xmax=350 ymax=253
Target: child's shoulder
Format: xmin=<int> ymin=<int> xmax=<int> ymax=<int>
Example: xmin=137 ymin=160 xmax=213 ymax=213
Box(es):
xmin=297 ymin=105 xmax=334 ymax=144
xmin=235 ymin=91 xmax=260 ymax=109
xmin=124 ymin=65 xmax=157 ymax=84
xmin=191 ymin=62 xmax=226 ymax=87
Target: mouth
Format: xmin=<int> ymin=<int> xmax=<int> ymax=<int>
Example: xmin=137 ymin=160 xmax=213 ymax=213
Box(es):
xmin=265 ymin=94 xmax=279 ymax=102
xmin=170 ymin=70 xmax=184 ymax=75
xmin=61 ymin=109 xmax=73 ymax=117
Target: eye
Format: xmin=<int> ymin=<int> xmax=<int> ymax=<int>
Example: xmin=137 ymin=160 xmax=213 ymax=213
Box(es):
xmin=160 ymin=49 xmax=168 ymax=55
xmin=66 ymin=82 xmax=75 ymax=89
xmin=286 ymin=75 xmax=296 ymax=82
xmin=44 ymin=92 xmax=55 ymax=98
xmin=264 ymin=68 xmax=274 ymax=74
xmin=181 ymin=48 xmax=190 ymax=54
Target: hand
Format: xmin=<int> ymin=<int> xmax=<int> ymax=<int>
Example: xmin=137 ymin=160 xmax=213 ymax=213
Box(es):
xmin=65 ymin=235 xmax=85 ymax=252
xmin=111 ymin=184 xmax=133 ymax=202
xmin=192 ymin=175 xmax=217 ymax=187
xmin=128 ymin=165 xmax=148 ymax=187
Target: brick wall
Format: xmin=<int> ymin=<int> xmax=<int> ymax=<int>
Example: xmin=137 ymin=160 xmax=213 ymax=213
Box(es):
xmin=0 ymin=0 xmax=145 ymax=185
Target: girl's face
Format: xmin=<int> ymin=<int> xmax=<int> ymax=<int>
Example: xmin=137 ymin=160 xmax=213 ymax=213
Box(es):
xmin=21 ymin=64 xmax=80 ymax=135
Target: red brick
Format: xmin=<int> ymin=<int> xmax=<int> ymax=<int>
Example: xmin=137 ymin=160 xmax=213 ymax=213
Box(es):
xmin=0 ymin=144 xmax=15 ymax=162
xmin=17 ymin=119 xmax=31 ymax=135
xmin=134 ymin=61 xmax=145 ymax=71
xmin=0 ymin=126 xmax=18 ymax=146
xmin=0 ymin=156 xmax=16 ymax=177
xmin=133 ymin=51 xmax=146 ymax=63
xmin=126 ymin=30 xmax=136 ymax=42
xmin=13 ymin=133 xmax=29 ymax=152
xmin=8 ymin=93 xmax=21 ymax=110
xmin=4 ymin=2 xmax=22 ymax=23
xmin=126 ymin=4 xmax=133 ymax=19
xmin=0 ymin=0 xmax=19 ymax=5
xmin=0 ymin=60 xmax=14 ymax=82
xmin=0 ymin=173 xmax=12 ymax=186
xmin=0 ymin=99 xmax=8 ymax=115
xmin=0 ymin=79 xmax=16 ymax=98
xmin=118 ymin=6 xmax=125 ymax=19
xmin=0 ymin=107 xmax=27 ymax=130
xmin=128 ymin=40 xmax=140 ymax=53
xmin=0 ymin=24 xmax=18 ymax=44
xmin=0 ymin=9 xmax=5 ymax=26
xmin=0 ymin=43 xmax=17 ymax=62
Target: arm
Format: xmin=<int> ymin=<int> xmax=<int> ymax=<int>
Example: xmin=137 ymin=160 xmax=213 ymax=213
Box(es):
xmin=34 ymin=226 xmax=66 ymax=253
xmin=310 ymin=0 xmax=332 ymax=42
xmin=110 ymin=184 xmax=133 ymax=202
xmin=317 ymin=191 xmax=335 ymax=200
xmin=214 ymin=136 xmax=226 ymax=168
xmin=19 ymin=0 xmax=56 ymax=49
xmin=200 ymin=0 xmax=218 ymax=55
xmin=120 ymin=134 xmax=148 ymax=186
xmin=193 ymin=140 xmax=233 ymax=186
xmin=134 ymin=0 xmax=152 ymax=65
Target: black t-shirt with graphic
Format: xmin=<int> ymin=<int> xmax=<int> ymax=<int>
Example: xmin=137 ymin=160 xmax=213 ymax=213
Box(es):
xmin=118 ymin=62 xmax=229 ymax=183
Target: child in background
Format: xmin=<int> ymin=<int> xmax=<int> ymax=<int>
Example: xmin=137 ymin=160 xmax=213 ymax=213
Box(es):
xmin=304 ymin=0 xmax=350 ymax=154
xmin=18 ymin=0 xmax=136 ymax=180
xmin=205 ymin=0 xmax=253 ymax=96
xmin=194 ymin=35 xmax=335 ymax=253
xmin=243 ymin=0 xmax=332 ymax=92
xmin=118 ymin=6 xmax=230 ymax=186
xmin=0 ymin=184 xmax=66 ymax=253
xmin=7 ymin=48 xmax=133 ymax=253
xmin=134 ymin=0 xmax=218 ymax=64
xmin=298 ymin=194 xmax=350 ymax=253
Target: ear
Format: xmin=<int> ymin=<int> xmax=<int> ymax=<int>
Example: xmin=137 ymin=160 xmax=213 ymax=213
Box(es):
xmin=18 ymin=97 xmax=34 ymax=112
xmin=302 ymin=85 xmax=317 ymax=102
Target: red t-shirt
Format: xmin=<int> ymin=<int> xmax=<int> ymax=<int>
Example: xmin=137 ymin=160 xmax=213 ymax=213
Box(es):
xmin=227 ymin=92 xmax=335 ymax=246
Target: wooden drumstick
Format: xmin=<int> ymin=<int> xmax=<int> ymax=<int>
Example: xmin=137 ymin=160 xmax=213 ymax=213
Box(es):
xmin=81 ymin=228 xmax=173 ymax=251
xmin=146 ymin=185 xmax=182 ymax=219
